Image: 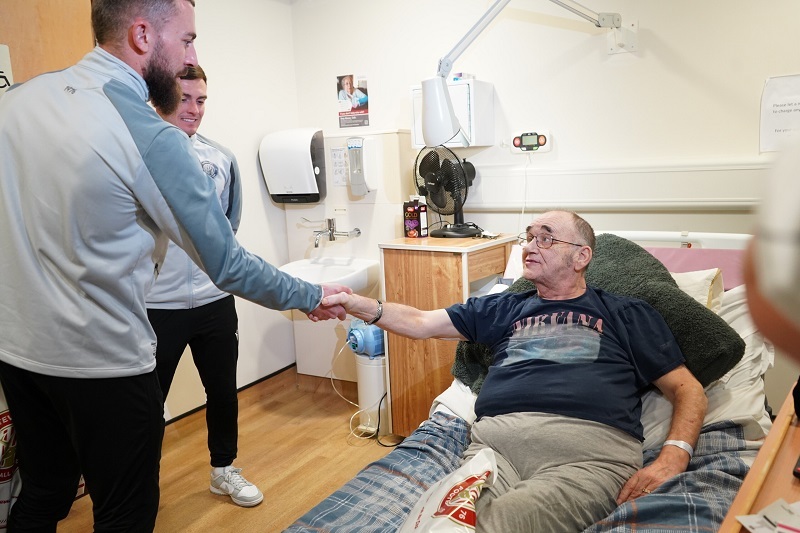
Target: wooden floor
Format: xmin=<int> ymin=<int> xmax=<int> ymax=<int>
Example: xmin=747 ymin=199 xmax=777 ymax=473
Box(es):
xmin=57 ymin=366 xmax=400 ymax=532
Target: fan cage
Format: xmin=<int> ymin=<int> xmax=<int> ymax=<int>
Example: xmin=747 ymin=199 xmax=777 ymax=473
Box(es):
xmin=413 ymin=146 xmax=481 ymax=238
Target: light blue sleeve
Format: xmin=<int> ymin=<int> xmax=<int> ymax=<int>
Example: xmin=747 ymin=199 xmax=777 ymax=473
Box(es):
xmin=105 ymin=80 xmax=322 ymax=313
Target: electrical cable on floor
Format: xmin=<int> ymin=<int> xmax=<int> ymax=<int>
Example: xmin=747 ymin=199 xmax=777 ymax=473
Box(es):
xmin=375 ymin=392 xmax=400 ymax=448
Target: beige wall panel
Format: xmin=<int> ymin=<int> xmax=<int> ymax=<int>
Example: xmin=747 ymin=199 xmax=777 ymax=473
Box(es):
xmin=0 ymin=0 xmax=93 ymax=83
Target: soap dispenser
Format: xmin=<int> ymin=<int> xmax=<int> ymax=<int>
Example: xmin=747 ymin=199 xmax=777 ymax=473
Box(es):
xmin=347 ymin=137 xmax=370 ymax=196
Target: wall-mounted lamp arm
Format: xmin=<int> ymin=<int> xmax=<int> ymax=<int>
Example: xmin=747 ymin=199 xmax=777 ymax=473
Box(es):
xmin=436 ymin=0 xmax=622 ymax=78
xmin=435 ymin=0 xmax=621 ymax=79
xmin=423 ymin=0 xmax=622 ymax=147
xmin=435 ymin=0 xmax=511 ymax=78
xmin=549 ymin=0 xmax=620 ymax=28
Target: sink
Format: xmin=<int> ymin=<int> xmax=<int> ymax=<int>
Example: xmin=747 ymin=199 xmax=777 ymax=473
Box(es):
xmin=278 ymin=257 xmax=380 ymax=295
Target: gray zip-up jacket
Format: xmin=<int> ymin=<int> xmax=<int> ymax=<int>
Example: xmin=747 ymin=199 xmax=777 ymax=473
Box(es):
xmin=0 ymin=47 xmax=321 ymax=378
xmin=146 ymin=134 xmax=241 ymax=309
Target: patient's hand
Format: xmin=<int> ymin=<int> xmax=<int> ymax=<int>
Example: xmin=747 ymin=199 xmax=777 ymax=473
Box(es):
xmin=616 ymin=449 xmax=688 ymax=504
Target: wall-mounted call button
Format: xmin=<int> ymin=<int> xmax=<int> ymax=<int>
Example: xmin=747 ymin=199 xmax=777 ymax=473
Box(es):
xmin=511 ymin=131 xmax=551 ymax=153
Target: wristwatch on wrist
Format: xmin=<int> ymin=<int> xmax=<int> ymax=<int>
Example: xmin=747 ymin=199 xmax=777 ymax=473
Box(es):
xmin=365 ymin=299 xmax=383 ymax=325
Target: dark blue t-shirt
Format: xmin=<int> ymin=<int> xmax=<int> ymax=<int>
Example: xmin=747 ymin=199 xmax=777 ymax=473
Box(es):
xmin=445 ymin=286 xmax=684 ymax=441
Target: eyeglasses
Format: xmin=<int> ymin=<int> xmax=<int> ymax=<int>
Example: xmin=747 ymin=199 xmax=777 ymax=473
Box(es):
xmin=517 ymin=232 xmax=584 ymax=249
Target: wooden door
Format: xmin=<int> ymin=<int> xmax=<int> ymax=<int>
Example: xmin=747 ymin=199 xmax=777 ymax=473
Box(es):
xmin=0 ymin=0 xmax=93 ymax=83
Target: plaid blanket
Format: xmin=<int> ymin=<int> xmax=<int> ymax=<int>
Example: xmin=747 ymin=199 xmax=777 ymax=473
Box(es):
xmin=585 ymin=421 xmax=752 ymax=533
xmin=284 ymin=412 xmax=471 ymax=533
xmin=285 ymin=418 xmax=752 ymax=533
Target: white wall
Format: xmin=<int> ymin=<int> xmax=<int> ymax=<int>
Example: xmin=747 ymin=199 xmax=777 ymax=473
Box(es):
xmin=289 ymin=0 xmax=800 ymax=234
xmin=169 ymin=0 xmax=800 ymax=415
xmin=293 ymin=0 xmax=800 ymax=162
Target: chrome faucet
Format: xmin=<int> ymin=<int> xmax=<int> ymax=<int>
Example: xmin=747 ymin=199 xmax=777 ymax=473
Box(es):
xmin=311 ymin=218 xmax=361 ymax=248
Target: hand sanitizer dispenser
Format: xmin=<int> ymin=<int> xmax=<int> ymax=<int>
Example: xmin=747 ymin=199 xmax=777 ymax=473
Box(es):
xmin=258 ymin=128 xmax=327 ymax=203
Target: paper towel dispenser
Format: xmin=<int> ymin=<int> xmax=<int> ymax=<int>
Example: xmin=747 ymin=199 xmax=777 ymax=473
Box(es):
xmin=258 ymin=128 xmax=327 ymax=203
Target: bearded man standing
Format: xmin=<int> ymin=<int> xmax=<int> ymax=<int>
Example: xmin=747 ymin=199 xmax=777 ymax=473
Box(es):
xmin=0 ymin=1 xmax=347 ymax=530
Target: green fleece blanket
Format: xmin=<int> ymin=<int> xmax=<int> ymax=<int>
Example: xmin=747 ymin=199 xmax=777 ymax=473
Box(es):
xmin=451 ymin=233 xmax=745 ymax=392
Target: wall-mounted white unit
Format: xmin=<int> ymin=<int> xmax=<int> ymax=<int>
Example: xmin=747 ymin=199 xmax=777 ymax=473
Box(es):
xmin=411 ymin=79 xmax=494 ymax=148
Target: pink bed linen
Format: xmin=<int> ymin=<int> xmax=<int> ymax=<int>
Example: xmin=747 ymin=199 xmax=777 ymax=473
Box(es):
xmin=645 ymin=247 xmax=744 ymax=290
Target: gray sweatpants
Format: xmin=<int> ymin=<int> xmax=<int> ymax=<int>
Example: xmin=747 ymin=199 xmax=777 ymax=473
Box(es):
xmin=462 ymin=412 xmax=641 ymax=533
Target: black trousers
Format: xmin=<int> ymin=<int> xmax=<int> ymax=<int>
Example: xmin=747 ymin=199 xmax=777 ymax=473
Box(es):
xmin=147 ymin=295 xmax=239 ymax=467
xmin=0 ymin=361 xmax=163 ymax=533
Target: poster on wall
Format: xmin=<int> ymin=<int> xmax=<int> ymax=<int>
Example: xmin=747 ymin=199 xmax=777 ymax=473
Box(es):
xmin=760 ymin=74 xmax=800 ymax=152
xmin=337 ymin=73 xmax=369 ymax=128
xmin=0 ymin=45 xmax=13 ymax=96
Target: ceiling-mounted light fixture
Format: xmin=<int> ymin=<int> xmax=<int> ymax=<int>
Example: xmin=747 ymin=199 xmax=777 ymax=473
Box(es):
xmin=421 ymin=0 xmax=623 ymax=148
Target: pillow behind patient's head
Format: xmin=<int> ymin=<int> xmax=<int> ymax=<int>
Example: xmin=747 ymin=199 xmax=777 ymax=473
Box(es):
xmin=585 ymin=233 xmax=744 ymax=387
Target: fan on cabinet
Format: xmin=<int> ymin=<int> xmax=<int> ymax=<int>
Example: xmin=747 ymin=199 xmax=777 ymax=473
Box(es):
xmin=413 ymin=146 xmax=481 ymax=238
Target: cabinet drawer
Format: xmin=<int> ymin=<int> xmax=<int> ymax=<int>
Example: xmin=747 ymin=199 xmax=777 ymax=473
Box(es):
xmin=467 ymin=245 xmax=509 ymax=282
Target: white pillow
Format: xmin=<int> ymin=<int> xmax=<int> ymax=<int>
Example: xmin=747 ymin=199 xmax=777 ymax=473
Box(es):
xmin=670 ymin=268 xmax=724 ymax=313
xmin=714 ymin=285 xmax=774 ymax=386
xmin=503 ymin=244 xmax=524 ymax=281
xmin=641 ymin=284 xmax=775 ymax=451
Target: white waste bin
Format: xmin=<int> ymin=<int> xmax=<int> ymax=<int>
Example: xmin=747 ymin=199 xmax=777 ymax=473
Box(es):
xmin=355 ymin=353 xmax=388 ymax=436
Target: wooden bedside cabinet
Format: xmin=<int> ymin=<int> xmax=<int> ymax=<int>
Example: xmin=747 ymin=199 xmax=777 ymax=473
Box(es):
xmin=378 ymin=235 xmax=516 ymax=436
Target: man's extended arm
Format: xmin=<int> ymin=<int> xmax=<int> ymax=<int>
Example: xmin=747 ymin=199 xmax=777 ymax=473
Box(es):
xmin=321 ymin=292 xmax=466 ymax=341
xmin=616 ymin=364 xmax=706 ymax=503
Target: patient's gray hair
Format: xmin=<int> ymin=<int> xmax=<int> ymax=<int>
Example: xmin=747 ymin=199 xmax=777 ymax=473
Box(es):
xmin=568 ymin=211 xmax=596 ymax=251
xmin=92 ymin=0 xmax=195 ymax=45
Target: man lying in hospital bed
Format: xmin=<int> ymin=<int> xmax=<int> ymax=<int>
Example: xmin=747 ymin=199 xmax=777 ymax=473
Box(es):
xmin=286 ymin=217 xmax=773 ymax=533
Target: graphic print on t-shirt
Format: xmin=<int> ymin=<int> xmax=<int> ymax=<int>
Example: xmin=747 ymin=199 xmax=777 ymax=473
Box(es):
xmin=502 ymin=311 xmax=603 ymax=366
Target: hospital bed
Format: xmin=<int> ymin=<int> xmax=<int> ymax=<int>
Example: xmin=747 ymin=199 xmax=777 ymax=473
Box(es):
xmin=285 ymin=231 xmax=773 ymax=532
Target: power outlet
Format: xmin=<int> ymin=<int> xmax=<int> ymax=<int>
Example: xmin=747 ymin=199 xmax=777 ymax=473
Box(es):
xmin=505 ymin=130 xmax=552 ymax=154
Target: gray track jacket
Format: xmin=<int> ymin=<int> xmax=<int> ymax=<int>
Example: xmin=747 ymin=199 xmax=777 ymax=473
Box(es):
xmin=0 ymin=47 xmax=321 ymax=378
xmin=146 ymin=134 xmax=242 ymax=309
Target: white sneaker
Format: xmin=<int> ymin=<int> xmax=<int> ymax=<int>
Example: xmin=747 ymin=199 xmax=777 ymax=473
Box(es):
xmin=210 ymin=466 xmax=264 ymax=507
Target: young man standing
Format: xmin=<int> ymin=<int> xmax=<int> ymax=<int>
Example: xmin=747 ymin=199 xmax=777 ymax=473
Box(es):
xmin=147 ymin=65 xmax=262 ymax=507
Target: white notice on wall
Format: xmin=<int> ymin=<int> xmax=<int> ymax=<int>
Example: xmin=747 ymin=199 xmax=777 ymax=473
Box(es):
xmin=330 ymin=147 xmax=348 ymax=186
xmin=760 ymin=74 xmax=800 ymax=152
xmin=0 ymin=45 xmax=13 ymax=96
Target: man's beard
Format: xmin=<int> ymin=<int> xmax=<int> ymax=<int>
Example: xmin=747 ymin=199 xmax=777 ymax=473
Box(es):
xmin=144 ymin=42 xmax=183 ymax=115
